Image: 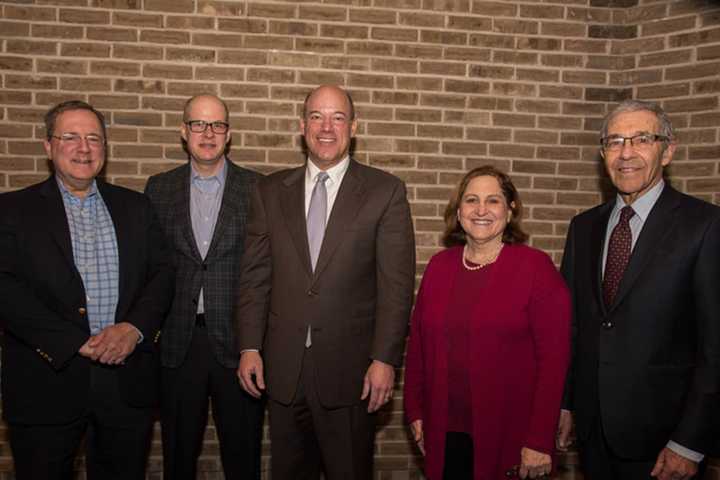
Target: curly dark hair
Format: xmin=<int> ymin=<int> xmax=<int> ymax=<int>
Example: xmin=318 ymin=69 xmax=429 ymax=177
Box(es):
xmin=442 ymin=165 xmax=528 ymax=247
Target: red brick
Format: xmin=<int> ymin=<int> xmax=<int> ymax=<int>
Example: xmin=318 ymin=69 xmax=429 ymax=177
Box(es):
xmin=493 ymin=19 xmax=538 ymax=35
xmin=59 ymin=76 xmax=111 ymax=92
xmin=666 ymin=62 xmax=720 ymax=81
xmin=218 ymin=50 xmax=268 ymax=66
xmin=0 ymin=56 xmax=33 ymax=71
xmin=0 ymin=21 xmax=30 ymax=37
xmin=3 ymin=5 xmax=57 ymax=21
xmin=220 ymin=18 xmax=268 ymax=34
xmin=167 ymin=48 xmax=216 ymax=63
xmin=197 ymin=0 xmax=244 ymax=17
xmin=32 ymin=23 xmax=82 ymax=39
xmin=350 ymin=8 xmax=396 ymax=24
xmin=248 ymin=2 xmax=295 ymax=18
xmin=298 ymin=5 xmax=347 ymax=22
xmin=348 ymin=41 xmax=394 ymax=57
xmin=398 ymin=11 xmax=444 ymax=27
xmin=165 ymin=15 xmax=214 ymax=29
xmin=469 ymin=33 xmax=514 ymax=49
xmin=5 ymin=74 xmax=57 ymax=90
xmin=114 ymin=44 xmax=162 ymax=60
xmin=92 ymin=0 xmax=141 ymax=8
xmin=143 ymin=64 xmax=193 ymax=80
xmin=145 ymin=0 xmax=194 ymax=13
xmin=492 ymin=82 xmax=536 ymax=97
xmin=489 ymin=144 xmax=535 ymax=159
xmin=113 ymin=11 xmax=162 ymax=27
xmin=114 ymin=79 xmax=165 ymax=94
xmin=471 ymin=1 xmax=516 ymax=16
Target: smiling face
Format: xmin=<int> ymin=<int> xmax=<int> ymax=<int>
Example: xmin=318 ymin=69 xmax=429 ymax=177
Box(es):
xmin=43 ymin=109 xmax=105 ymax=197
xmin=602 ymin=109 xmax=675 ymax=205
xmin=181 ymin=95 xmax=230 ymax=174
xmin=458 ymin=175 xmax=514 ymax=247
xmin=300 ymin=86 xmax=357 ymax=171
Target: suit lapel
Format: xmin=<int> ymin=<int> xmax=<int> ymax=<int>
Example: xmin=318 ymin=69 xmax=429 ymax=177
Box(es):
xmin=591 ymin=203 xmax=613 ymax=315
xmin=97 ymin=180 xmax=130 ymax=318
xmin=312 ymin=160 xmax=365 ymax=281
xmin=280 ymin=167 xmax=312 ymax=276
xmin=175 ymin=165 xmax=202 ymax=261
xmin=205 ymin=161 xmax=238 ymax=263
xmin=610 ymin=186 xmax=679 ymax=311
xmin=39 ymin=178 xmax=76 ymax=272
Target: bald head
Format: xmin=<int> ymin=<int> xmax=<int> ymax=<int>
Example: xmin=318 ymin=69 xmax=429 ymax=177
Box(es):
xmin=302 ymin=85 xmax=355 ymax=121
xmin=183 ymin=94 xmax=229 ymax=123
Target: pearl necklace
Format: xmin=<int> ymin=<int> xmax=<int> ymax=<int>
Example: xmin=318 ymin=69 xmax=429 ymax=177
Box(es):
xmin=462 ymin=243 xmax=504 ymax=271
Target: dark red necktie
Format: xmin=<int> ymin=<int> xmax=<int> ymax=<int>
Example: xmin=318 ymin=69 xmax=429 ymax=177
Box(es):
xmin=603 ymin=206 xmax=635 ymax=308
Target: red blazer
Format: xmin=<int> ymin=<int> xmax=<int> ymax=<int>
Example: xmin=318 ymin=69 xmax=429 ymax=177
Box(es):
xmin=404 ymin=244 xmax=571 ymax=480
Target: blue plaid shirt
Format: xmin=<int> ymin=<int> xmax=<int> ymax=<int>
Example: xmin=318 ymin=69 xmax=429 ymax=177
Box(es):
xmin=58 ymin=178 xmax=119 ymax=335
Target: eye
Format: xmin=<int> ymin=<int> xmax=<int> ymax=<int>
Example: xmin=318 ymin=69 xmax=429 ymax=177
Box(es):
xmin=634 ymin=134 xmax=652 ymax=145
xmin=60 ymin=133 xmax=80 ymax=142
xmin=332 ymin=114 xmax=347 ymax=123
xmin=308 ymin=113 xmax=322 ymax=121
xmin=85 ymin=134 xmax=103 ymax=145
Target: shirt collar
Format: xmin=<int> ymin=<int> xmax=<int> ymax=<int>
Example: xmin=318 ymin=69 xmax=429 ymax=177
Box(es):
xmin=56 ymin=176 xmax=98 ymax=203
xmin=306 ymin=156 xmax=350 ymax=185
xmin=613 ymin=179 xmax=665 ymax=222
xmin=190 ymin=158 xmax=227 ymax=189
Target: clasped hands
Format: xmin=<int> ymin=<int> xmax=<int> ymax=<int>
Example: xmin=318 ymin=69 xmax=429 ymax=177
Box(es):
xmin=78 ymin=322 xmax=140 ymax=365
xmin=237 ymin=352 xmax=395 ymax=413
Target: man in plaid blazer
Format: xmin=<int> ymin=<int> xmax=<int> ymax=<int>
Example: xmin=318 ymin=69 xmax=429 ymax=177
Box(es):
xmin=145 ymin=94 xmax=263 ymax=480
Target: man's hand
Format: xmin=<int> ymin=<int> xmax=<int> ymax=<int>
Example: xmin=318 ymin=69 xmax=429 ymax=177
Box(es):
xmin=651 ymin=448 xmax=699 ymax=480
xmin=361 ymin=359 xmax=395 ymax=413
xmin=78 ymin=322 xmax=140 ymax=365
xmin=519 ymin=447 xmax=551 ymax=479
xmin=556 ymin=409 xmax=573 ymax=451
xmin=409 ymin=419 xmax=425 ymax=455
xmin=237 ymin=351 xmax=265 ymax=398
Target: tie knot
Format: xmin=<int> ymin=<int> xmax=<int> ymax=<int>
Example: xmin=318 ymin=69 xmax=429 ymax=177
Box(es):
xmin=620 ymin=206 xmax=635 ymax=223
xmin=316 ymin=172 xmax=329 ymax=184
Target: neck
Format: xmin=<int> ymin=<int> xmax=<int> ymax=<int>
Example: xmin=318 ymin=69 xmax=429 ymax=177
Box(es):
xmin=58 ymin=176 xmax=92 ymax=199
xmin=191 ymin=158 xmax=224 ymax=177
xmin=465 ymin=237 xmax=503 ymax=259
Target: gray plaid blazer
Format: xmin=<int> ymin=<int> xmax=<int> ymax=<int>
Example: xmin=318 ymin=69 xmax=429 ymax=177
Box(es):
xmin=145 ymin=161 xmax=260 ymax=368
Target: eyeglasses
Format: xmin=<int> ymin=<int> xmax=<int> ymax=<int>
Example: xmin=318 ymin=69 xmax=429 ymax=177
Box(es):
xmin=601 ymin=133 xmax=669 ymax=152
xmin=185 ymin=120 xmax=229 ymax=134
xmin=51 ymin=133 xmax=105 ymax=148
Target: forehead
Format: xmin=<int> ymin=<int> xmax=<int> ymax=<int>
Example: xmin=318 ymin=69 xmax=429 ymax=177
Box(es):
xmin=464 ymin=175 xmax=503 ymax=195
xmin=187 ymin=97 xmax=226 ymax=119
xmin=305 ymin=88 xmax=351 ymax=115
xmin=55 ymin=109 xmax=102 ymax=132
xmin=607 ymin=110 xmax=660 ymax=135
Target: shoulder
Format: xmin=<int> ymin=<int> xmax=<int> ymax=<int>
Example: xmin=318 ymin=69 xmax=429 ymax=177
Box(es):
xmin=100 ymin=180 xmax=151 ymax=208
xmin=258 ymin=165 xmax=303 ymax=188
xmin=146 ymin=164 xmax=187 ymax=188
xmin=503 ymin=244 xmax=560 ymax=276
xmin=351 ymin=160 xmax=404 ymax=188
xmin=667 ymin=187 xmax=720 ymax=220
xmin=425 ymin=246 xmax=462 ymax=274
xmin=227 ymin=161 xmax=262 ymax=181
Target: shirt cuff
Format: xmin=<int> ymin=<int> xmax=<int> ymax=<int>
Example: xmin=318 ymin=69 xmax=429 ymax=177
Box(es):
xmin=129 ymin=325 xmax=144 ymax=344
xmin=240 ymin=349 xmax=260 ymax=354
xmin=667 ymin=441 xmax=704 ymax=463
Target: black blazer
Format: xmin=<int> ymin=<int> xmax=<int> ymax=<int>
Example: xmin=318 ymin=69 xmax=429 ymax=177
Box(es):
xmin=561 ymin=185 xmax=720 ymax=458
xmin=0 ymin=177 xmax=174 ymax=425
xmin=145 ymin=161 xmax=259 ymax=369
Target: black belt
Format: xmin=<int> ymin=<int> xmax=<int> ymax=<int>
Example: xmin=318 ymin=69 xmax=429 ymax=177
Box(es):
xmin=195 ymin=313 xmax=206 ymax=327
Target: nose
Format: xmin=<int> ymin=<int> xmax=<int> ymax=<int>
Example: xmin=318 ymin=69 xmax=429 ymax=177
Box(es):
xmin=321 ymin=116 xmax=332 ymax=131
xmin=619 ymin=138 xmax=634 ymax=159
xmin=77 ymin=137 xmax=91 ymax=152
xmin=202 ymin=126 xmax=215 ymax=138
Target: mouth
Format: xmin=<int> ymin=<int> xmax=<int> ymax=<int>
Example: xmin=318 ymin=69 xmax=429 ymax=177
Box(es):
xmin=470 ymin=219 xmax=493 ymax=226
xmin=316 ymin=137 xmax=336 ymax=144
xmin=71 ymin=158 xmax=93 ymax=165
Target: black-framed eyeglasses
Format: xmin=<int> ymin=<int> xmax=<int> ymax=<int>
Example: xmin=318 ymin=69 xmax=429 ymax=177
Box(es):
xmin=51 ymin=133 xmax=105 ymax=148
xmin=600 ymin=133 xmax=669 ymax=152
xmin=185 ymin=120 xmax=229 ymax=134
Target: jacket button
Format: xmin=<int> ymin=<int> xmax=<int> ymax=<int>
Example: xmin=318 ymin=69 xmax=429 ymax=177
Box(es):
xmin=78 ymin=307 xmax=87 ymax=315
xmin=602 ymin=321 xmax=614 ymax=330
xmin=307 ymin=290 xmax=317 ymax=297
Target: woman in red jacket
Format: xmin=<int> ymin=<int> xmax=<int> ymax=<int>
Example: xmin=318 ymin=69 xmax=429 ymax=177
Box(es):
xmin=403 ymin=165 xmax=571 ymax=480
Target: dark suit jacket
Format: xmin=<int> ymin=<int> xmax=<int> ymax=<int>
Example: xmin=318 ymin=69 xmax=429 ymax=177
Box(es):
xmin=561 ymin=185 xmax=720 ymax=458
xmin=235 ymin=159 xmax=415 ymax=407
xmin=0 ymin=177 xmax=174 ymax=425
xmin=145 ymin=161 xmax=259 ymax=369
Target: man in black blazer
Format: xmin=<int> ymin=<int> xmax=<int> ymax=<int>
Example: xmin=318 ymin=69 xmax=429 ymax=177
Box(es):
xmin=144 ymin=94 xmax=263 ymax=480
xmin=0 ymin=100 xmax=174 ymax=480
xmin=557 ymin=99 xmax=720 ymax=480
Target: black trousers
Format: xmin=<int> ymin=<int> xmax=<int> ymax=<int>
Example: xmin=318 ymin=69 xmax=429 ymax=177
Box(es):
xmin=161 ymin=324 xmax=264 ymax=480
xmin=442 ymin=431 xmax=473 ymax=480
xmin=9 ymin=364 xmax=154 ymax=480
xmin=268 ymin=347 xmax=375 ymax=480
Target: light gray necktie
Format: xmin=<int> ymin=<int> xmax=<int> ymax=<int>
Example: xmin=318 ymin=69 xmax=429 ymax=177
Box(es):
xmin=307 ymin=171 xmax=329 ymax=272
xmin=305 ymin=171 xmax=329 ymax=348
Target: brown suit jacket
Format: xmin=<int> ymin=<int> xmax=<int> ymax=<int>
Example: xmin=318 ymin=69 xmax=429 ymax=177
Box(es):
xmin=235 ymin=159 xmax=415 ymax=407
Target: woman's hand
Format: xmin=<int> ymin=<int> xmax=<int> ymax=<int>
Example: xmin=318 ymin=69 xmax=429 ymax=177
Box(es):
xmin=409 ymin=420 xmax=425 ymax=455
xmin=519 ymin=447 xmax=551 ymax=479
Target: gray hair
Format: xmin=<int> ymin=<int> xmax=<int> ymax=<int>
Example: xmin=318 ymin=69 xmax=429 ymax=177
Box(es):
xmin=600 ymin=99 xmax=674 ymax=143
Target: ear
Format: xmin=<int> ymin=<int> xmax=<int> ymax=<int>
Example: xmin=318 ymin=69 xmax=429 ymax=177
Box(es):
xmin=661 ymin=142 xmax=676 ymax=167
xmin=43 ymin=139 xmax=52 ymax=160
xmin=180 ymin=122 xmax=189 ymax=143
xmin=299 ymin=117 xmax=306 ymax=135
xmin=224 ymin=130 xmax=232 ymax=147
xmin=350 ymin=118 xmax=358 ymax=137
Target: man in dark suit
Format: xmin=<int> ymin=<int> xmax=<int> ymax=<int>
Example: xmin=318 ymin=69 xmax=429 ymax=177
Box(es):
xmin=557 ymin=99 xmax=720 ymax=480
xmin=0 ymin=100 xmax=174 ymax=480
xmin=236 ymin=85 xmax=415 ymax=480
xmin=144 ymin=94 xmax=263 ymax=480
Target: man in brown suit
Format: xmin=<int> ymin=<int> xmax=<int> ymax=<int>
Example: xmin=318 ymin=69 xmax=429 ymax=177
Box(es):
xmin=236 ymin=85 xmax=415 ymax=480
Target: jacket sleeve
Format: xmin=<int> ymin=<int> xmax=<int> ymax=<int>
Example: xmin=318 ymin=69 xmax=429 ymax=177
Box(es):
xmin=403 ymin=272 xmax=428 ymax=424
xmin=371 ymin=179 xmax=416 ymax=367
xmin=0 ymin=197 xmax=88 ymax=369
xmin=671 ymin=213 xmax=720 ymax=453
xmin=559 ymin=218 xmax=577 ymax=411
xmin=235 ymin=182 xmax=272 ymax=351
xmin=524 ymin=252 xmax=572 ymax=455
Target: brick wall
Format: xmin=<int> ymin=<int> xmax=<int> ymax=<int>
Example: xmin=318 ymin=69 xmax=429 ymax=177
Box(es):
xmin=1 ymin=0 xmax=720 ymax=478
